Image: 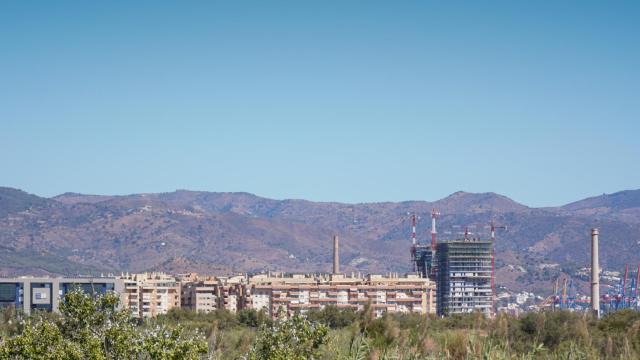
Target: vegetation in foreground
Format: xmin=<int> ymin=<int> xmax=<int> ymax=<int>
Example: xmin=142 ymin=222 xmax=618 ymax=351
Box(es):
xmin=1 ymin=293 xmax=640 ymax=359
xmin=0 ymin=290 xmax=207 ymax=360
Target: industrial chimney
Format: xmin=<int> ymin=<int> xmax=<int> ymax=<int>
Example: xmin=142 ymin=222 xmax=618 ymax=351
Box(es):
xmin=333 ymin=235 xmax=340 ymax=274
xmin=591 ymin=228 xmax=600 ymax=318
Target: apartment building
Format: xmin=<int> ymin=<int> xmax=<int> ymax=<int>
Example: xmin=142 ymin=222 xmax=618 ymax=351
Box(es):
xmin=180 ymin=274 xmax=246 ymax=313
xmin=119 ymin=272 xmax=180 ymax=318
xmin=180 ymin=274 xmax=219 ymax=313
xmin=0 ymin=277 xmax=125 ymax=315
xmin=0 ymin=272 xmax=436 ymax=320
xmin=219 ymin=275 xmax=246 ymax=313
xmin=435 ymin=240 xmax=493 ymax=317
xmin=244 ymin=272 xmax=435 ymax=318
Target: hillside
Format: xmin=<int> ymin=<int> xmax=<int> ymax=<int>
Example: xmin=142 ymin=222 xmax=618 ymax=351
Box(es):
xmin=0 ymin=187 xmax=52 ymax=218
xmin=1 ymin=187 xmax=639 ymax=295
xmin=558 ymin=190 xmax=640 ymax=224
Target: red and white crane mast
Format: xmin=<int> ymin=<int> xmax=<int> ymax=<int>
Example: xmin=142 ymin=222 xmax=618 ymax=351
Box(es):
xmin=412 ymin=214 xmax=417 ymax=245
xmin=431 ymin=208 xmax=440 ymax=250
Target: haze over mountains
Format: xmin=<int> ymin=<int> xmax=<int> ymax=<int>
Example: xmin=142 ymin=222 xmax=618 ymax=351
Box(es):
xmin=1 ymin=186 xmax=639 ymax=294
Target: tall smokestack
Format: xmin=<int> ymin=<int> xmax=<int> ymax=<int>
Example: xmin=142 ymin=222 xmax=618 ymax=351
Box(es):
xmin=591 ymin=228 xmax=600 ymax=318
xmin=333 ymin=235 xmax=340 ymax=274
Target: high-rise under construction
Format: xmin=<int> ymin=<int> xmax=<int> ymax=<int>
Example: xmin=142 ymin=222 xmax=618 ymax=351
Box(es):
xmin=435 ymin=239 xmax=493 ymax=317
xmin=409 ymin=211 xmax=495 ymax=317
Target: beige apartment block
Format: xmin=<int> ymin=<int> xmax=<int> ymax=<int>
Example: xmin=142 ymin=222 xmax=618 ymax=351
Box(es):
xmin=119 ymin=272 xmax=180 ymax=318
xmin=244 ymin=272 xmax=435 ymax=318
xmin=220 ymin=275 xmax=246 ymax=313
xmin=180 ymin=274 xmax=246 ymax=313
xmin=181 ymin=278 xmax=219 ymax=313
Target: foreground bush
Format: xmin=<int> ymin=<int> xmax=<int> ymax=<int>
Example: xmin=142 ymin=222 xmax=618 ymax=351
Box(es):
xmin=2 ymin=299 xmax=640 ymax=359
xmin=0 ymin=289 xmax=208 ymax=360
xmin=248 ymin=313 xmax=328 ymax=360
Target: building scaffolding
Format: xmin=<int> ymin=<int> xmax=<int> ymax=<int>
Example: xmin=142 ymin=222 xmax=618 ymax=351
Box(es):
xmin=435 ymin=239 xmax=493 ymax=317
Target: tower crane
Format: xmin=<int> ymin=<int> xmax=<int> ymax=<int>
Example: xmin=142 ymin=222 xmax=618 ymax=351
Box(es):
xmin=490 ymin=220 xmax=507 ymax=315
xmin=430 ymin=208 xmax=440 ymax=249
xmin=404 ymin=213 xmax=421 ymax=271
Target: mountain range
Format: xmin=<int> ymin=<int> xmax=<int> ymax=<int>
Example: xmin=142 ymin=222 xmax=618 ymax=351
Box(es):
xmin=1 ymin=186 xmax=639 ymax=295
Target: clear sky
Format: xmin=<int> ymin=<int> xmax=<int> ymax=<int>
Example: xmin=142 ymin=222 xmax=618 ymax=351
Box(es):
xmin=1 ymin=1 xmax=638 ymax=207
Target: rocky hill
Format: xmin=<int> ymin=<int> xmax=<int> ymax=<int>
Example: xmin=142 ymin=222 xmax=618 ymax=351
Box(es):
xmin=1 ymin=187 xmax=639 ymax=295
xmin=0 ymin=187 xmax=51 ymax=218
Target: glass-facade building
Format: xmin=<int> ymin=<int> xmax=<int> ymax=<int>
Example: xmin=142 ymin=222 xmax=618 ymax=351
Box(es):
xmin=0 ymin=277 xmax=124 ymax=314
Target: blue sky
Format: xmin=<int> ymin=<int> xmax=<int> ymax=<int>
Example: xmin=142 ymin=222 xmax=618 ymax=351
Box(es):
xmin=1 ymin=1 xmax=638 ymax=207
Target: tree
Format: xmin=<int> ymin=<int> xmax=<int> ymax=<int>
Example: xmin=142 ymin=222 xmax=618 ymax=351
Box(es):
xmin=0 ymin=289 xmax=208 ymax=360
xmin=58 ymin=287 xmax=140 ymax=358
xmin=307 ymin=305 xmax=357 ymax=329
xmin=237 ymin=309 xmax=271 ymax=328
xmin=0 ymin=319 xmax=82 ymax=360
xmin=248 ymin=314 xmax=328 ymax=360
xmin=141 ymin=325 xmax=208 ymax=360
